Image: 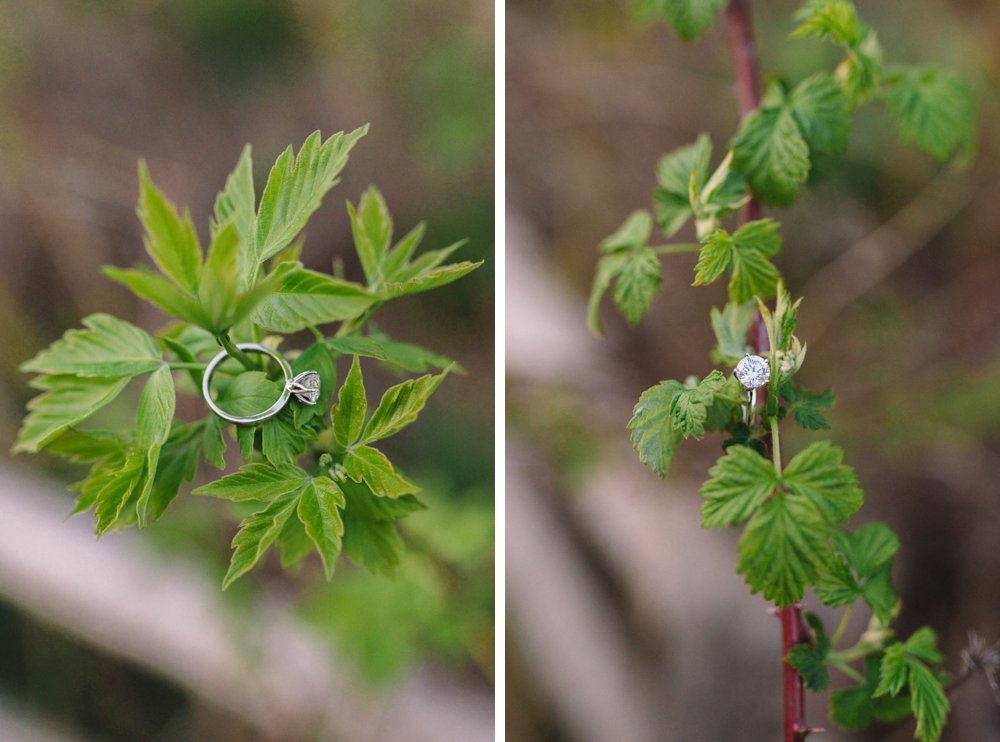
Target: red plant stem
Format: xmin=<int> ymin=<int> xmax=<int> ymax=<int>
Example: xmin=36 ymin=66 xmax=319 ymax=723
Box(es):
xmin=723 ymin=2 xmax=810 ymax=740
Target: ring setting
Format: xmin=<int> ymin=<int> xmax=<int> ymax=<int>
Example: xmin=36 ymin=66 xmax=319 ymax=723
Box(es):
xmin=201 ymin=343 xmax=319 ymax=425
xmin=735 ymin=353 xmax=770 ymax=422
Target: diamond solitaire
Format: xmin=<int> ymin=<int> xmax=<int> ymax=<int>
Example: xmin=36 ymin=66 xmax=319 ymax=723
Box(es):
xmin=735 ymin=353 xmax=770 ymax=389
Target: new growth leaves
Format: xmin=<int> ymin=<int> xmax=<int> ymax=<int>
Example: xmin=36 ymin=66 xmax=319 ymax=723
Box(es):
xmin=14 ymin=128 xmax=478 ymax=589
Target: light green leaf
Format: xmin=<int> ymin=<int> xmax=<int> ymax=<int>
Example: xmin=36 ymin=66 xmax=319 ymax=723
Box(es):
xmin=360 ymin=368 xmax=448 ymax=444
xmin=296 ymin=476 xmax=345 ymax=579
xmin=260 ymin=406 xmax=318 ymax=466
xmin=103 ymin=266 xmax=204 ymax=325
xmin=213 ymin=371 xmax=283 ymax=419
xmin=45 ymin=429 xmax=125 ymax=463
xmin=192 ymin=462 xmax=309 ymax=501
xmin=819 ymin=522 xmax=899 ymax=620
xmin=628 ymin=380 xmax=684 ymax=478
xmin=832 ymin=521 xmax=899 ymax=577
xmin=334 ymin=355 xmax=367 ymax=448
xmin=653 ymin=134 xmax=711 ymax=236
xmin=381 ymin=260 xmax=482 ymax=299
xmin=588 ymin=252 xmax=629 ymax=337
xmin=202 ymin=413 xmax=227 ymax=469
xmin=277 ymin=515 xmax=314 ymax=569
xmin=634 ymin=0 xmax=728 ymax=42
xmin=223 ymin=490 xmax=299 ymax=589
xmin=791 ymin=0 xmax=865 ymax=47
xmin=839 ymin=33 xmax=882 ymax=108
xmin=381 ymin=222 xmax=427 ymax=279
xmin=700 ymin=444 xmax=777 ymax=527
xmin=875 ymin=643 xmax=909 ymax=697
xmin=145 ymin=423 xmax=201 ymax=521
xmin=21 ymin=314 xmax=163 ymax=379
xmin=732 ymin=106 xmax=810 ymax=207
xmin=253 ymin=126 xmax=368 ymax=271
xmin=13 ymin=375 xmax=130 ymax=454
xmin=197 ymin=223 xmax=241 ymax=332
xmin=782 ymin=441 xmax=863 ymax=524
xmin=250 ymin=264 xmax=375 ymax=332
xmin=137 ymin=161 xmax=202 ymax=294
xmin=788 ymin=73 xmax=851 ymax=154
xmin=340 ymin=479 xmax=425 ymax=576
xmin=348 ymin=186 xmax=393 ymax=284
xmin=668 ymin=369 xmax=730 ymax=439
xmin=210 ymin=144 xmax=256 ymax=281
xmin=612 ymin=248 xmax=662 ymax=326
xmin=344 ymin=445 xmax=420 ymax=498
xmin=134 ymin=365 xmax=176 ymax=524
xmin=694 ymin=219 xmax=781 ymax=303
xmin=884 ymin=65 xmax=975 ymax=163
xmin=364 ymin=333 xmax=459 ymax=373
xmin=904 ymin=627 xmax=943 ymax=665
xmin=738 ymin=492 xmax=831 ymax=606
xmin=93 ymin=450 xmax=145 ymax=534
xmin=908 ymin=658 xmax=949 ymax=742
xmin=600 ymin=210 xmax=653 ymax=254
xmin=710 ymin=300 xmax=755 ymax=364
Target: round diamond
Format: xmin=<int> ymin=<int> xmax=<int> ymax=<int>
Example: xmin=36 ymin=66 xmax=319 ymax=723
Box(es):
xmin=735 ymin=354 xmax=770 ymax=389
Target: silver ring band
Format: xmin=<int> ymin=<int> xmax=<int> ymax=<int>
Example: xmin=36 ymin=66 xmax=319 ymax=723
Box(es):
xmin=201 ymin=343 xmax=319 ymax=425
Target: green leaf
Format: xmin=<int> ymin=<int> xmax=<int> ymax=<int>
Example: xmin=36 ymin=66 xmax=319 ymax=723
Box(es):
xmin=360 ymin=368 xmax=448 ymax=445
xmin=780 ymin=384 xmax=835 ymax=430
xmin=612 ymin=247 xmax=662 ymax=325
xmin=694 ymin=219 xmax=781 ymax=303
xmin=334 ymin=355 xmax=367 ymax=448
xmin=45 ymin=429 xmax=125 ymax=463
xmin=633 ymin=0 xmax=728 ymax=42
xmin=652 ymin=134 xmax=711 ymax=236
xmin=137 ymin=161 xmax=202 ymax=294
xmin=782 ymin=441 xmax=863 ymax=524
xmin=732 ymin=106 xmax=810 ymax=206
xmin=831 ymin=654 xmax=914 ymax=731
xmin=250 ymin=264 xmax=374 ymax=333
xmin=737 ymin=492 xmax=831 ymax=606
xmin=787 ymin=73 xmax=851 ymax=154
xmin=192 ymin=462 xmax=309 ymax=501
xmin=296 ymin=476 xmax=345 ymax=579
xmin=700 ymin=445 xmax=777 ymax=527
xmin=223 ymin=490 xmax=299 ymax=589
xmin=146 ymin=423 xmax=201 ymax=521
xmin=790 ymin=0 xmax=865 ymax=47
xmin=787 ymin=613 xmax=831 ymax=692
xmin=253 ymin=126 xmax=368 ymax=271
xmin=884 ymin=65 xmax=975 ymax=163
xmin=348 ymin=186 xmax=393 ymax=284
xmin=757 ymin=281 xmax=802 ymax=355
xmin=600 ymin=210 xmax=654 ymax=254
xmin=102 ymin=266 xmax=204 ymax=326
xmin=669 ymin=370 xmax=730 ymax=439
xmin=833 ymin=521 xmax=900 ymax=577
xmin=277 ymin=515 xmax=314 ymax=569
xmin=343 ymin=445 xmax=420 ymax=498
xmin=839 ymin=33 xmax=882 ymax=108
xmin=210 ymin=144 xmax=256 ymax=282
xmin=710 ymin=300 xmax=755 ymax=364
xmin=588 ymin=252 xmax=629 ymax=336
xmin=13 ymin=375 xmax=130 ymax=454
xmin=260 ymin=406 xmax=317 ymax=466
xmin=292 ymin=340 xmax=337 ymax=428
xmin=339 ymin=478 xmax=425 ymax=576
xmin=364 ymin=333 xmax=459 ymax=373
xmin=381 ymin=222 xmax=426 ymax=279
xmin=21 ymin=314 xmax=163 ymax=379
xmin=819 ymin=522 xmax=899 ymax=620
xmin=875 ymin=643 xmax=909 ymax=697
xmin=908 ymin=658 xmax=949 ymax=742
xmin=213 ymin=371 xmax=283 ymax=419
xmin=202 ymin=413 xmax=227 ymax=469
xmin=134 ymin=365 xmax=176 ymax=524
xmin=93 ymin=451 xmax=146 ymax=534
xmin=904 ymin=627 xmax=943 ymax=665
xmin=197 ymin=222 xmax=241 ymax=332
xmin=629 ymin=380 xmax=684 ymax=478
xmin=380 ymin=259 xmax=482 ymax=299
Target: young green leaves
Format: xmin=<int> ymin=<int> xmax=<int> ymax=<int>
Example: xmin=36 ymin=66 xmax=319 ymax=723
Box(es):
xmin=633 ymin=0 xmax=728 ymax=42
xmin=875 ymin=629 xmax=951 ymax=742
xmin=694 ymin=218 xmax=782 ymax=303
xmin=588 ymin=211 xmax=661 ymax=334
xmin=700 ymin=441 xmax=862 ymax=605
xmin=817 ymin=522 xmax=899 ymax=622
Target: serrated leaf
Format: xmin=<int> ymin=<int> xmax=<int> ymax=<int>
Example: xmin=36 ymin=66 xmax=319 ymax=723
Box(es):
xmin=223 ymin=490 xmax=299 ymax=589
xmin=146 ymin=423 xmax=201 ymax=521
xmin=732 ymin=106 xmax=810 ymax=207
xmin=612 ymin=248 xmax=662 ymax=325
xmin=202 ymin=413 xmax=227 ymax=469
xmin=360 ymin=368 xmax=448 ymax=445
xmin=634 ymin=0 xmax=728 ymax=42
xmin=253 ymin=126 xmax=368 ymax=272
xmin=831 ymin=654 xmax=914 ymax=731
xmin=904 ymin=627 xmax=943 ymax=665
xmin=197 ymin=222 xmax=242 ymax=332
xmin=700 ymin=445 xmax=777 ymax=527
xmin=93 ymin=450 xmax=146 ymax=534
xmin=791 ymin=0 xmax=865 ymax=47
xmin=908 ymin=658 xmax=949 ymax=742
xmin=668 ymin=370 xmax=730 ymax=440
xmin=348 ymin=186 xmax=393 ymax=284
xmin=815 ymin=556 xmax=860 ymax=607
xmin=884 ymin=65 xmax=975 ymax=163
xmin=14 ymin=375 xmax=130 ymax=454
xmin=653 ymin=134 xmax=711 ymax=236
xmin=334 ymin=355 xmax=366 ymax=448
xmin=600 ymin=210 xmax=653 ymax=254
xmin=192 ymin=462 xmax=309 ymax=501
xmin=137 ymin=161 xmax=202 ymax=294
xmin=339 ymin=478 xmax=425 ymax=576
xmin=213 ymin=371 xmax=283 ymax=419
xmin=628 ymin=380 xmax=684 ymax=478
xmin=820 ymin=522 xmax=900 ymax=619
xmin=788 ymin=73 xmax=851 ymax=154
xmin=364 ymin=333 xmax=458 ymax=373
xmin=875 ymin=643 xmax=909 ymax=697
xmin=788 ymin=643 xmax=830 ymax=691
xmin=832 ymin=521 xmax=899 ymax=576
xmin=260 ymin=406 xmax=317 ymax=466
xmin=588 ymin=252 xmax=629 ymax=336
xmin=710 ymin=300 xmax=755 ymax=364
xmin=296 ymin=476 xmax=345 ymax=579
xmin=381 ymin=222 xmax=426 ymax=279
xmin=210 ymin=144 xmax=256 ymax=282
xmin=249 ymin=264 xmax=375 ymax=333
xmin=782 ymin=441 xmax=863 ymax=524
xmin=21 ymin=314 xmax=163 ymax=379
xmin=277 ymin=515 xmax=314 ymax=569
xmin=738 ymin=492 xmax=831 ymax=605
xmin=789 ymin=387 xmax=834 ymax=430
xmin=103 ymin=266 xmax=205 ymax=325
xmin=838 ymin=33 xmax=882 ymax=108
xmin=380 ymin=259 xmax=482 ymax=300
xmin=45 ymin=429 xmax=125 ymax=463
xmin=695 ymin=219 xmax=781 ymax=303
xmin=343 ymin=445 xmax=420 ymax=498
xmin=134 ymin=365 xmax=176 ymax=524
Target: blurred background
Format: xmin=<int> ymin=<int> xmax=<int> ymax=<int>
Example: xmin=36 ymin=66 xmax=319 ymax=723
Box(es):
xmin=506 ymin=0 xmax=999 ymax=740
xmin=0 ymin=0 xmax=493 ymax=740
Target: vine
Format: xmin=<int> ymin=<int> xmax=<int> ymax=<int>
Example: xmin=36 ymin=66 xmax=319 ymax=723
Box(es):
xmin=590 ymin=1 xmax=982 ymax=740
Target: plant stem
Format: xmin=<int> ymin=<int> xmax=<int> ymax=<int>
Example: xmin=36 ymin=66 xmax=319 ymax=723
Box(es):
xmin=831 ymin=603 xmax=855 ymax=647
xmin=723 ymin=1 xmax=810 ymax=739
xmin=215 ymin=332 xmax=257 ymax=371
xmin=650 ymin=243 xmax=701 ymax=254
xmin=770 ymin=416 xmax=782 ymax=476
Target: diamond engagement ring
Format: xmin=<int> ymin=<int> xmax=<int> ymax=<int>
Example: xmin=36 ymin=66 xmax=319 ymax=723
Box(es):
xmin=202 ymin=343 xmax=320 ymax=424
xmin=735 ymin=353 xmax=770 ymax=423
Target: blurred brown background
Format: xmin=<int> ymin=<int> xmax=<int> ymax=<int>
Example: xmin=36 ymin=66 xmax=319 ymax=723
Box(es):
xmin=506 ymin=0 xmax=1000 ymax=740
xmin=0 ymin=0 xmax=494 ymax=740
